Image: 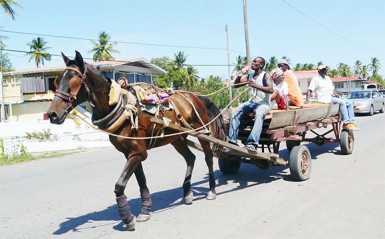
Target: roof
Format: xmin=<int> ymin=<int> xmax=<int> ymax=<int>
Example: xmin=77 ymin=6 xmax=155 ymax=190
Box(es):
xmin=294 ymin=70 xmax=318 ymax=79
xmin=2 ymin=58 xmax=167 ymax=76
xmin=330 ymin=76 xmax=361 ymax=82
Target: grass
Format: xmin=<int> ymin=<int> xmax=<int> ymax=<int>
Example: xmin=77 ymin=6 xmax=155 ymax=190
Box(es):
xmin=0 ymin=149 xmax=86 ymax=166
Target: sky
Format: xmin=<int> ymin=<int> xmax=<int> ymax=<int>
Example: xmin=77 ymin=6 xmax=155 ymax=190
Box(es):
xmin=1 ymin=0 xmax=385 ymax=80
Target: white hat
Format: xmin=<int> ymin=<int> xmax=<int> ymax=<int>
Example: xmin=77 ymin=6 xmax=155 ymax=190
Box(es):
xmin=277 ymin=59 xmax=290 ymax=69
xmin=271 ymin=68 xmax=284 ymax=79
xmin=317 ymin=64 xmax=327 ymax=70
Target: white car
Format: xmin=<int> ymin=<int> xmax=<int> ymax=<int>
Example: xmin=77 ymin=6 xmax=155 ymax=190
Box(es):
xmin=348 ymin=90 xmax=385 ymax=115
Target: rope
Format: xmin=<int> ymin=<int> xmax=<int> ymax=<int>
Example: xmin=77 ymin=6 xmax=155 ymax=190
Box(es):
xmin=71 ymin=87 xmax=249 ymax=140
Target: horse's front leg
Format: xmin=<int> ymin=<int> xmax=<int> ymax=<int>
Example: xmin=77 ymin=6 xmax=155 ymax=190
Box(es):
xmin=134 ymin=163 xmax=152 ymax=222
xmin=114 ymin=154 xmax=142 ymax=231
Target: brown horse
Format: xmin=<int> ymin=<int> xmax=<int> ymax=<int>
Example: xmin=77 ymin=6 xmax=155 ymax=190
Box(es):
xmin=47 ymin=51 xmax=226 ymax=231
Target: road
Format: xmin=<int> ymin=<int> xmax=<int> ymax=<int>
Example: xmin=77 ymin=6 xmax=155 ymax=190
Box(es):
xmin=1 ymin=112 xmax=385 ymax=239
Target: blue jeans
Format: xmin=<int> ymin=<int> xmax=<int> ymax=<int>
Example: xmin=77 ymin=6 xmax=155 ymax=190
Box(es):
xmin=331 ymin=97 xmax=355 ymax=124
xmin=228 ymin=101 xmax=270 ymax=145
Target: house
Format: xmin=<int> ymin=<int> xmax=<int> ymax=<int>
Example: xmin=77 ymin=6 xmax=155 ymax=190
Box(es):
xmin=294 ymin=70 xmax=366 ymax=94
xmin=0 ymin=58 xmax=166 ymax=122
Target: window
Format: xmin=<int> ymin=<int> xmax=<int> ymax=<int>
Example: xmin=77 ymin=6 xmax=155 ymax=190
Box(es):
xmin=20 ymin=76 xmax=46 ymax=93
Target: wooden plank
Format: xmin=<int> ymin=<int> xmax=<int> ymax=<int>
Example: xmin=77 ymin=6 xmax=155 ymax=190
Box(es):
xmin=267 ymin=103 xmax=340 ymax=129
xmin=150 ymin=117 xmax=286 ymax=164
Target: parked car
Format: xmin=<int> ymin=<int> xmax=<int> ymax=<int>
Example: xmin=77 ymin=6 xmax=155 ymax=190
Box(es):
xmin=378 ymin=89 xmax=385 ymax=97
xmin=348 ymin=90 xmax=385 ymax=115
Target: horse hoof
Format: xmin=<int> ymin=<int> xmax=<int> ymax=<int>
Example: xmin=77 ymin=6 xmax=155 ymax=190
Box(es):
xmin=125 ymin=216 xmax=136 ymax=231
xmin=137 ymin=213 xmax=150 ymax=222
xmin=206 ymin=191 xmax=217 ymax=200
xmin=184 ymin=191 xmax=194 ymax=204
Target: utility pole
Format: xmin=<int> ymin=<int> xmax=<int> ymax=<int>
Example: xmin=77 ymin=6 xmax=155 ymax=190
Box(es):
xmin=225 ymin=24 xmax=232 ymax=100
xmin=243 ymin=0 xmax=251 ymax=78
xmin=0 ymin=48 xmax=5 ymax=122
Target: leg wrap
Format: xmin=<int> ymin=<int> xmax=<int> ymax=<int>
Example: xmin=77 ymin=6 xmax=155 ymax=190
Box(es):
xmin=140 ymin=188 xmax=152 ymax=215
xmin=116 ymin=195 xmax=133 ymax=223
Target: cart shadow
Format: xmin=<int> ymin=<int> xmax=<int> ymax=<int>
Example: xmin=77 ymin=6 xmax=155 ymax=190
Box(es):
xmin=53 ymin=163 xmax=287 ymax=234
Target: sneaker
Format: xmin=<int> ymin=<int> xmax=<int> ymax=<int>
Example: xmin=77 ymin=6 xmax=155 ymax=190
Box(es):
xmin=343 ymin=123 xmax=359 ymax=131
xmin=223 ymin=141 xmax=238 ymax=153
xmin=243 ymin=143 xmax=257 ymax=152
xmin=347 ymin=123 xmax=359 ymax=131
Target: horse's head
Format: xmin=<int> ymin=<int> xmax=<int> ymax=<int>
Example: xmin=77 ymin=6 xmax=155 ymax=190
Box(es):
xmin=47 ymin=51 xmax=90 ymax=124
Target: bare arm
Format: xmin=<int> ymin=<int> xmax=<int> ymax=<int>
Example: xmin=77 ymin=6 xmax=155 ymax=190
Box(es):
xmin=305 ymin=89 xmax=313 ymax=103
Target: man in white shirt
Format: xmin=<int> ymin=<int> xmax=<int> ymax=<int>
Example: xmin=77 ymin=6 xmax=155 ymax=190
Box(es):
xmin=270 ymin=68 xmax=289 ymax=110
xmin=305 ymin=65 xmax=358 ymax=130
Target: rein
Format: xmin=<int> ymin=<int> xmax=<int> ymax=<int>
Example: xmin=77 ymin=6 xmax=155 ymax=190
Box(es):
xmin=54 ymin=66 xmax=95 ymax=109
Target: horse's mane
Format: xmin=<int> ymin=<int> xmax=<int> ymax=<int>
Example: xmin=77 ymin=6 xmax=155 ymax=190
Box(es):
xmin=85 ymin=62 xmax=112 ymax=83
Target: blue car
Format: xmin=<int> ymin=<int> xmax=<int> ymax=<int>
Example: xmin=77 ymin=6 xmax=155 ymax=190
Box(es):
xmin=348 ymin=90 xmax=385 ymax=116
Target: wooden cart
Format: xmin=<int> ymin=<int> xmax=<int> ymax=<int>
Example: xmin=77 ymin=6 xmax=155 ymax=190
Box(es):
xmin=151 ymin=103 xmax=354 ymax=181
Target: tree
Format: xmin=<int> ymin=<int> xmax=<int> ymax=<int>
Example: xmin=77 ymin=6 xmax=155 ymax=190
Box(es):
xmin=361 ymin=65 xmax=369 ymax=80
xmin=294 ymin=63 xmax=302 ymax=71
xmin=0 ymin=0 xmax=21 ymax=20
xmin=174 ymin=51 xmax=187 ymax=68
xmin=233 ymin=55 xmax=247 ymax=73
xmin=369 ymin=57 xmax=381 ymax=77
xmin=26 ymin=37 xmax=51 ymax=67
xmin=186 ymin=65 xmax=199 ymax=91
xmin=88 ymin=31 xmax=119 ymax=62
xmin=265 ymin=56 xmax=278 ymax=72
xmin=0 ymin=51 xmax=14 ymax=71
xmin=353 ymin=60 xmax=362 ymax=76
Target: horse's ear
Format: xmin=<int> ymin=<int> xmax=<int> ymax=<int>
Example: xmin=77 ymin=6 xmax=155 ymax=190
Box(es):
xmin=62 ymin=52 xmax=71 ymax=66
xmin=74 ymin=51 xmax=85 ymax=73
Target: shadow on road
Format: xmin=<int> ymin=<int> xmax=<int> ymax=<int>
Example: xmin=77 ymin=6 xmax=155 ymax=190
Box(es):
xmin=53 ymin=142 xmax=348 ymax=234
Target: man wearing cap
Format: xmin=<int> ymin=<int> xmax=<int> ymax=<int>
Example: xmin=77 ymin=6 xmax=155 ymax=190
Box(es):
xmin=227 ymin=56 xmax=274 ymax=152
xmin=277 ymin=59 xmax=304 ymax=107
xmin=270 ymin=68 xmax=289 ymax=110
xmin=306 ymin=65 xmax=358 ymax=130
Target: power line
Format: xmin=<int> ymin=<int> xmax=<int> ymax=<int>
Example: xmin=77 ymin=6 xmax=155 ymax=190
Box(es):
xmin=281 ymin=0 xmax=381 ymax=55
xmin=0 ymin=29 xmax=244 ymax=54
xmin=2 ymin=48 xmax=236 ymax=67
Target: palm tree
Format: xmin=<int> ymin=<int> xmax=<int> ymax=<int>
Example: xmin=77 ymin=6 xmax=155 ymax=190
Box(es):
xmin=174 ymin=51 xmax=187 ymax=68
xmin=233 ymin=55 xmax=247 ymax=73
xmin=353 ymin=60 xmax=362 ymax=76
xmin=88 ymin=31 xmax=119 ymax=62
xmin=186 ymin=65 xmax=198 ymax=90
xmin=361 ymin=65 xmax=369 ymax=80
xmin=294 ymin=63 xmax=302 ymax=71
xmin=1 ymin=0 xmax=21 ymax=20
xmin=369 ymin=57 xmax=381 ymax=76
xmin=26 ymin=37 xmax=51 ymax=67
xmin=265 ymin=56 xmax=278 ymax=72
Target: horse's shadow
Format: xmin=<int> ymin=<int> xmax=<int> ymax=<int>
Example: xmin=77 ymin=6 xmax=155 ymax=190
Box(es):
xmin=54 ymin=142 xmax=347 ymax=234
xmin=53 ymin=162 xmax=288 ymax=234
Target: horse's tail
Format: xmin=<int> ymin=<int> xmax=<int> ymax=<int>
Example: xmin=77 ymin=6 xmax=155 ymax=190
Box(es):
xmin=197 ymin=95 xmax=227 ymax=154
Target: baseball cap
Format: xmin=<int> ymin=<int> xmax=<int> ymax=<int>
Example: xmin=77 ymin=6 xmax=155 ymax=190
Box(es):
xmin=277 ymin=59 xmax=290 ymax=69
xmin=318 ymin=65 xmax=327 ymax=70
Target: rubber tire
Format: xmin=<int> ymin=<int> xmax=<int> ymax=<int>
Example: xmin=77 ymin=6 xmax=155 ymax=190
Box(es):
xmin=218 ymin=156 xmax=241 ymax=174
xmin=369 ymin=105 xmax=374 ymax=116
xmin=286 ymin=140 xmax=300 ymax=152
xmin=289 ymin=145 xmax=312 ymax=181
xmin=340 ymin=130 xmax=354 ymax=155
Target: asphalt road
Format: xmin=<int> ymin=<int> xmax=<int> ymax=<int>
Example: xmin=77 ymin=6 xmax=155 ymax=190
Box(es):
xmin=1 ymin=112 xmax=385 ymax=239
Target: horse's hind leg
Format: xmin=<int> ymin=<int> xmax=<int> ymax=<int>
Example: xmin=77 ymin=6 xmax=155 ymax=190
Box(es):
xmin=134 ymin=163 xmax=152 ymax=222
xmin=171 ymin=138 xmax=196 ymax=204
xmin=198 ymin=139 xmax=217 ymax=200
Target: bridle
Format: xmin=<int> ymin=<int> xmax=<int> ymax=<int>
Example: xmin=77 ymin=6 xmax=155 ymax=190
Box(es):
xmin=54 ymin=66 xmax=94 ymax=108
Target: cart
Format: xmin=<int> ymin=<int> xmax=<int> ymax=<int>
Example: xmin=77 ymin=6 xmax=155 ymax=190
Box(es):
xmin=150 ymin=103 xmax=354 ymax=181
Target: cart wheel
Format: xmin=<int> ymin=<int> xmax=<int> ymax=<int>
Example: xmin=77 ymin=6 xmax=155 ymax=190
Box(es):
xmin=340 ymin=130 xmax=354 ymax=155
xmin=286 ymin=140 xmax=300 ymax=152
xmin=218 ymin=156 xmax=241 ymax=174
xmin=289 ymin=145 xmax=312 ymax=181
